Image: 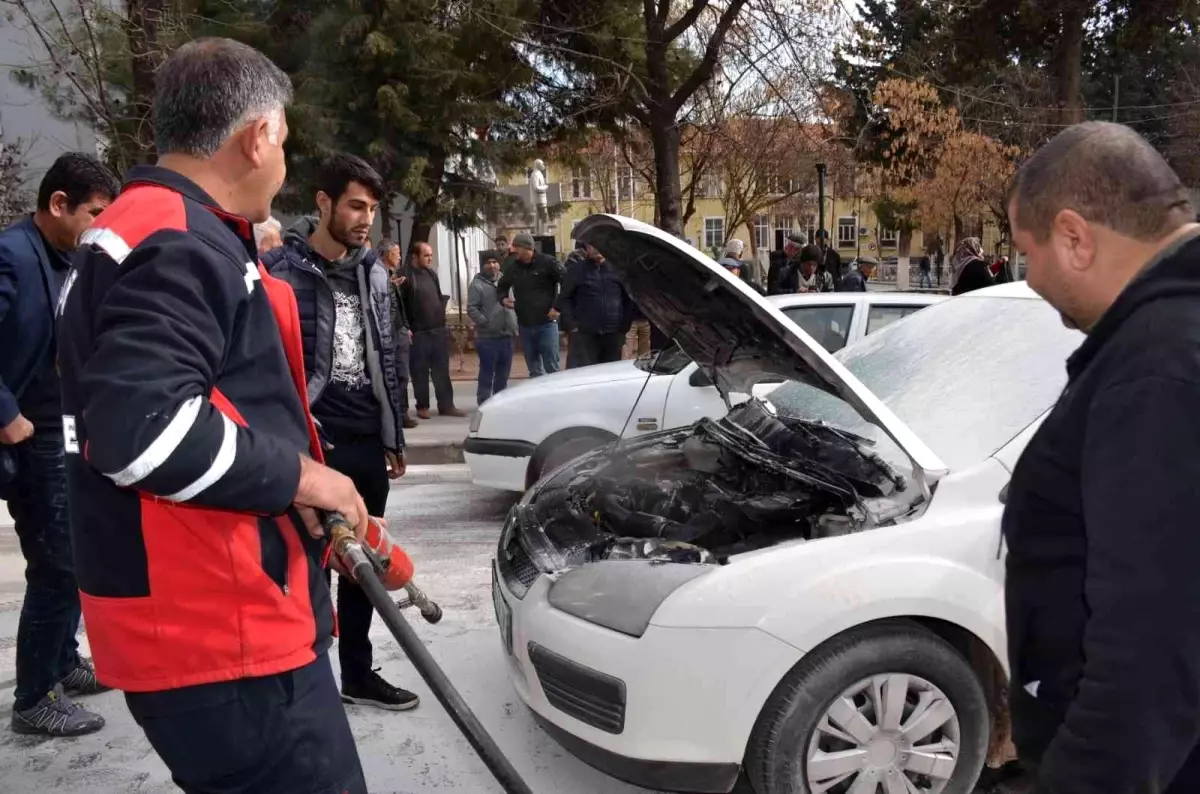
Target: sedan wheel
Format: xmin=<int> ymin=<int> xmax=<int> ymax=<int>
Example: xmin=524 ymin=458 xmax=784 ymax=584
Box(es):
xmin=806 ymin=674 xmax=960 ymax=793
xmin=745 ymin=621 xmax=988 ymax=794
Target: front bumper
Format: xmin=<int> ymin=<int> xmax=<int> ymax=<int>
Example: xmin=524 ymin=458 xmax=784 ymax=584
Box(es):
xmin=463 ymin=437 xmax=535 ymax=491
xmin=492 ymin=562 xmax=803 ymax=793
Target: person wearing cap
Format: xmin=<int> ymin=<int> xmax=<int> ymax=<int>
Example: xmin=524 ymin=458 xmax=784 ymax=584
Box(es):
xmin=805 ymin=229 xmax=843 ymax=287
xmin=718 ymin=239 xmax=745 ymax=277
xmin=467 ymin=251 xmax=517 ymax=403
xmin=498 ymin=232 xmax=563 ymax=377
xmin=768 ymin=231 xmax=805 ymax=295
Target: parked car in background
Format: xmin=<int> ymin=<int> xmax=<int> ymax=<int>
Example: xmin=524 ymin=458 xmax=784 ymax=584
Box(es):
xmin=493 ymin=214 xmax=1083 ymax=794
xmin=465 ymin=291 xmax=941 ymax=492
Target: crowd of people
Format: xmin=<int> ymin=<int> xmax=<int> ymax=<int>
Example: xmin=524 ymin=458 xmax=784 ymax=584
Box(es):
xmin=4 ymin=31 xmax=1200 ymax=794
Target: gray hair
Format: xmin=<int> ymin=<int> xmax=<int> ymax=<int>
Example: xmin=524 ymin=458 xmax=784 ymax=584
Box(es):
xmin=154 ymin=38 xmax=293 ymax=158
xmin=378 ymin=238 xmax=399 ymax=255
xmin=253 ymin=216 xmax=282 ymax=248
xmin=724 ymin=238 xmax=745 ymax=256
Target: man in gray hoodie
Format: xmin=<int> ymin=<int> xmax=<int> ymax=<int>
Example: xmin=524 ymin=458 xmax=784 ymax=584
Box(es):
xmin=468 ymin=252 xmax=518 ymax=404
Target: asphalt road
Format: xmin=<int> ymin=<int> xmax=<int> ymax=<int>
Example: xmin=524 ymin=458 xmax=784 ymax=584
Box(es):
xmin=0 ymin=479 xmax=688 ymax=794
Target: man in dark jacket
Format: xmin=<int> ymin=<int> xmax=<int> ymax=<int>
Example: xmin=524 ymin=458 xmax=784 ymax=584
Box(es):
xmin=58 ymin=39 xmax=370 ymax=792
xmin=379 ymin=239 xmax=418 ymax=429
xmin=559 ymin=242 xmax=633 ymax=367
xmin=400 ymin=241 xmax=465 ymax=418
xmin=1004 ymin=121 xmax=1200 ymax=794
xmin=262 ymin=154 xmax=418 ymax=713
xmin=561 ymin=242 xmax=589 ymax=369
xmin=0 ymin=153 xmax=118 ymax=737
xmin=467 ymin=252 xmax=518 ymax=403
xmin=498 ymin=232 xmax=562 ymax=376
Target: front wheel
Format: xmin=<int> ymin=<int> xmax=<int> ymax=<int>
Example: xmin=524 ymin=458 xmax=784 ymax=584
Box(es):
xmin=745 ymin=621 xmax=989 ymax=794
xmin=536 ymin=433 xmax=612 ymax=480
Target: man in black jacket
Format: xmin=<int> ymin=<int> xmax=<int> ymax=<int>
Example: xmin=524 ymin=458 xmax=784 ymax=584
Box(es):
xmin=379 ymin=239 xmax=418 ymax=429
xmin=1 ymin=153 xmax=119 ymax=737
xmin=558 ymin=242 xmax=633 ymax=367
xmin=1004 ymin=121 xmax=1200 ymax=794
xmin=262 ymin=153 xmax=418 ymax=713
xmin=498 ymin=232 xmax=562 ymax=376
xmin=400 ymin=242 xmax=465 ymax=418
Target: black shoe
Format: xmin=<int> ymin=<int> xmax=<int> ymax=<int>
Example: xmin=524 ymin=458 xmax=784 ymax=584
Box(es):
xmin=341 ymin=669 xmax=419 ymax=712
xmin=60 ymin=656 xmax=111 ymax=697
xmin=11 ymin=685 xmax=105 ymax=736
xmin=402 ymin=414 xmax=419 ymax=429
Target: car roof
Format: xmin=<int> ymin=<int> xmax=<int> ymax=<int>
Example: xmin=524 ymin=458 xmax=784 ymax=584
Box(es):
xmin=958 ymin=281 xmax=1041 ymax=300
xmin=767 ymin=292 xmax=945 ymax=308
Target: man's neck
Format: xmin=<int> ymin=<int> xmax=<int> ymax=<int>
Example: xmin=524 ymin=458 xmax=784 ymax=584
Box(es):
xmin=31 ymin=211 xmax=67 ymax=252
xmin=156 ymin=154 xmax=244 ymax=215
xmin=309 ymin=222 xmax=347 ymax=263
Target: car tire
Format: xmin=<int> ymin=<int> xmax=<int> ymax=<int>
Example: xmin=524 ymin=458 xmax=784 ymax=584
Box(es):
xmin=745 ymin=620 xmax=988 ymax=794
xmin=536 ymin=434 xmax=611 ymax=479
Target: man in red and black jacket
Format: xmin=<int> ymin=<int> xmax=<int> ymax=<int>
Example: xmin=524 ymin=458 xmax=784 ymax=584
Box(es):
xmin=57 ymin=39 xmax=371 ymax=794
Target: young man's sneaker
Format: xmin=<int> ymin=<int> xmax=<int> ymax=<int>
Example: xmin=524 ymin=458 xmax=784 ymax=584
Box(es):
xmin=60 ymin=656 xmax=110 ymax=697
xmin=12 ymin=685 xmax=105 ymax=737
xmin=341 ymin=669 xmax=419 ymax=711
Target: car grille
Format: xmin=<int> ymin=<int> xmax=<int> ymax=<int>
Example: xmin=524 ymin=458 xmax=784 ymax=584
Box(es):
xmin=497 ymin=511 xmax=540 ymax=598
xmin=529 ymin=642 xmax=626 ymax=735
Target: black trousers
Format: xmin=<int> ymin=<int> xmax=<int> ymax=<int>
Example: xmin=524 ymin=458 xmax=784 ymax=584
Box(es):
xmin=395 ymin=327 xmax=412 ymax=413
xmin=322 ymin=433 xmax=390 ymax=684
xmin=410 ymin=328 xmax=455 ymax=411
xmin=572 ymin=331 xmax=626 ymax=367
xmin=2 ymin=428 xmax=82 ymax=712
xmin=126 ymin=654 xmax=366 ymax=794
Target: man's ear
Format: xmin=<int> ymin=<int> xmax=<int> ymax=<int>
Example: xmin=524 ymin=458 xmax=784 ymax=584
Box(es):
xmin=315 ymin=191 xmax=332 ymax=219
xmin=1052 ymin=209 xmax=1096 ymax=273
xmin=237 ymin=119 xmax=270 ymax=168
xmin=46 ymin=190 xmax=70 ymax=218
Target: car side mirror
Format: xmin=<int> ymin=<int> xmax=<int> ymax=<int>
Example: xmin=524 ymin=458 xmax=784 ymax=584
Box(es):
xmin=999 ymin=482 xmax=1009 ymax=504
xmin=689 ymin=369 xmax=713 ymax=388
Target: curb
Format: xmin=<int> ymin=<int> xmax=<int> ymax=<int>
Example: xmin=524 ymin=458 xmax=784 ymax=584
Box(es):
xmin=405 ymin=441 xmax=465 ymax=465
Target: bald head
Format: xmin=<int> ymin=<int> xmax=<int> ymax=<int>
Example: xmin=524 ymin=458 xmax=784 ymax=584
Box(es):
xmin=1009 ymin=122 xmax=1200 ymax=333
xmin=1010 ymin=122 xmax=1192 ymax=243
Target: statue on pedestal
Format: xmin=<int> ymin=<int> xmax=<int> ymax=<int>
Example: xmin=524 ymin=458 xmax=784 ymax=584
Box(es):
xmin=528 ymin=159 xmax=548 ymax=234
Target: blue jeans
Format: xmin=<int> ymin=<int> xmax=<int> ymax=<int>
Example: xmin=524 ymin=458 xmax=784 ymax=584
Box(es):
xmin=519 ymin=322 xmax=560 ymax=378
xmin=476 ymin=336 xmax=514 ymax=404
xmin=918 ymin=270 xmax=933 ymax=288
xmin=1 ymin=428 xmax=82 ymax=711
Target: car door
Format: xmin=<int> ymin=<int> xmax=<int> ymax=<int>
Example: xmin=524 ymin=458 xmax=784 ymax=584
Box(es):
xmin=661 ymin=362 xmax=735 ymax=429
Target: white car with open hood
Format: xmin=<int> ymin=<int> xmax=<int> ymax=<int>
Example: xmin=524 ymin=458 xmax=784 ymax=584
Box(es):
xmin=465 ymin=291 xmax=941 ymax=493
xmin=491 ymin=215 xmax=1084 ymax=794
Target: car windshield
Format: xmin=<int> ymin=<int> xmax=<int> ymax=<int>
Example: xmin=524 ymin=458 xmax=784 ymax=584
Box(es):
xmin=764 ymin=295 xmax=1084 ymax=472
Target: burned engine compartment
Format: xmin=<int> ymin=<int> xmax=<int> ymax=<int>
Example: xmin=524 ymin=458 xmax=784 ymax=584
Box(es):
xmin=518 ymin=400 xmax=915 ymax=571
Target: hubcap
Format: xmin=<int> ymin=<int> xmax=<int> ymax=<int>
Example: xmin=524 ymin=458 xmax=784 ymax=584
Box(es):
xmin=804 ymin=673 xmax=960 ymax=793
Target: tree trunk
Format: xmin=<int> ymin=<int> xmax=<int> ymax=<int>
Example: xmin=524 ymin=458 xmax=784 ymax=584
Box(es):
xmin=407 ymin=157 xmax=446 ymax=258
xmin=1056 ymin=3 xmax=1087 ymax=125
xmin=126 ymin=0 xmax=164 ymax=164
xmin=649 ymin=117 xmax=683 ymax=236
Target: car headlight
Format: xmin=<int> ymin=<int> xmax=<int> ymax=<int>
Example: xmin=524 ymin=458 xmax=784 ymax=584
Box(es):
xmin=469 ymin=409 xmax=483 ymax=434
xmin=547 ymin=560 xmax=710 ymax=638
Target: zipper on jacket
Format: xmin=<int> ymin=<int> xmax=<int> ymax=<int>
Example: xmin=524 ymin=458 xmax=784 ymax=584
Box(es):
xmin=258 ymin=516 xmax=290 ymax=594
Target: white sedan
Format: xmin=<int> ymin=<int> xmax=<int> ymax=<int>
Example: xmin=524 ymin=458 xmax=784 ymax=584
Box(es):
xmin=465 ymin=291 xmax=941 ymax=493
xmin=492 ymin=214 xmax=1082 ymax=794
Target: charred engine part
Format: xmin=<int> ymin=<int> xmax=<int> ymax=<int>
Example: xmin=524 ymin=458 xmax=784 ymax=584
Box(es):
xmin=605 ymin=538 xmax=715 ymax=564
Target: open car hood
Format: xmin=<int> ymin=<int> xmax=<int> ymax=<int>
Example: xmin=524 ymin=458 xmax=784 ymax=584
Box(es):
xmin=574 ymin=214 xmax=948 ymax=482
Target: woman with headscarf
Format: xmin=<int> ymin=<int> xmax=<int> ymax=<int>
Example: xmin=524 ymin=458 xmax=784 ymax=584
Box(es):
xmin=950 ymin=236 xmax=994 ymax=296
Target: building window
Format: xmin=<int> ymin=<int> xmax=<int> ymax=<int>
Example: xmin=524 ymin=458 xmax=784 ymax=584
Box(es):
xmin=880 ymin=227 xmax=898 ymax=247
xmin=704 ymin=217 xmax=725 ymax=251
xmin=699 ymin=174 xmax=723 ymax=199
xmin=571 ymin=166 xmax=591 ymax=199
xmin=774 ymin=214 xmax=795 ymax=234
xmin=617 ymin=166 xmax=636 ymax=201
xmin=837 ymin=216 xmax=858 ymax=248
xmin=754 ymin=215 xmax=770 ymax=251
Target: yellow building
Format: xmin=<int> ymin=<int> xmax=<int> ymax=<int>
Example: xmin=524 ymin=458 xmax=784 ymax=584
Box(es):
xmin=495 ymin=160 xmax=1005 ymax=272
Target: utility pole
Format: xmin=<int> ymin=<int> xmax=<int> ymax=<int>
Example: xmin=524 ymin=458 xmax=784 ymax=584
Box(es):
xmin=1113 ymin=75 xmax=1120 ymax=122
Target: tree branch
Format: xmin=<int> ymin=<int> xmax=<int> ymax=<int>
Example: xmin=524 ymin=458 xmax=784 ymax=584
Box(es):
xmin=669 ymin=0 xmax=749 ymax=113
xmin=664 ymin=0 xmax=710 ymax=43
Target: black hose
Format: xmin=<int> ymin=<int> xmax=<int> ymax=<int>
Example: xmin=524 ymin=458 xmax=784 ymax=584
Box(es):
xmin=343 ymin=551 xmax=534 ymax=794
